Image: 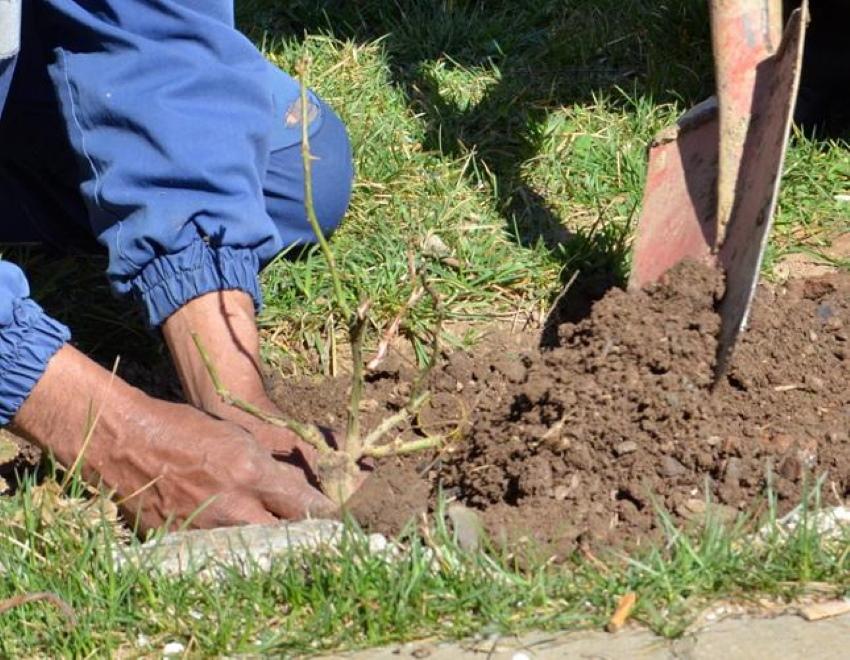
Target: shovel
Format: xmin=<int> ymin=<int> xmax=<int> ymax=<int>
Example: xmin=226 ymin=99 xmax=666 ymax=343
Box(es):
xmin=628 ymin=0 xmax=809 ymax=381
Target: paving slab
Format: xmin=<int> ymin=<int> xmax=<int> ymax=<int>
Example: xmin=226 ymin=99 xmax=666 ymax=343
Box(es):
xmin=113 ymin=520 xmax=390 ymax=579
xmin=327 ymin=612 xmax=850 ymax=660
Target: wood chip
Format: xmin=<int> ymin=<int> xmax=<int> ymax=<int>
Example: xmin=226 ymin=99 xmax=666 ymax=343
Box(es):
xmin=799 ymin=599 xmax=850 ymax=621
xmin=606 ymin=592 xmax=637 ymax=633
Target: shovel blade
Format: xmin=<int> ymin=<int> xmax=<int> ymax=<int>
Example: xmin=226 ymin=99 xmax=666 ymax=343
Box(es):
xmin=714 ymin=4 xmax=808 ymax=378
xmin=628 ymin=99 xmax=719 ymax=291
xmin=629 ymin=3 xmax=808 ymax=382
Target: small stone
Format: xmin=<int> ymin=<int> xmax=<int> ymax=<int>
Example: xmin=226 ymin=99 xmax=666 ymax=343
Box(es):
xmin=779 ymin=455 xmax=802 ymax=481
xmin=163 ymin=642 xmax=185 ymax=656
xmin=706 ymin=435 xmax=722 ymax=446
xmin=809 ymin=330 xmax=819 ymax=342
xmin=614 ymin=441 xmax=638 ymax=456
xmin=422 ymin=233 xmax=451 ymax=258
xmin=827 ymin=431 xmax=849 ymax=443
xmin=677 ymin=499 xmax=737 ymax=523
xmin=660 ymin=455 xmax=687 ymax=477
xmin=447 ymin=503 xmax=484 ymax=552
xmin=804 ymin=374 xmax=825 ymax=392
xmin=358 ymin=398 xmax=380 ymax=413
xmin=553 ymin=485 xmax=571 ymax=501
xmin=724 ymin=457 xmax=743 ymax=485
xmin=817 ymin=303 xmax=835 ymax=321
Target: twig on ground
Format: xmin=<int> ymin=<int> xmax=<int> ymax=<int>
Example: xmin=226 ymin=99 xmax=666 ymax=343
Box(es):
xmin=0 ymin=592 xmax=77 ymax=629
xmin=606 ymin=592 xmax=637 ymax=633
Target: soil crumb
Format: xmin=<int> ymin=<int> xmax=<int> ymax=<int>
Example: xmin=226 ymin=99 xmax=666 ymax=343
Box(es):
xmin=269 ymin=262 xmax=850 ymax=554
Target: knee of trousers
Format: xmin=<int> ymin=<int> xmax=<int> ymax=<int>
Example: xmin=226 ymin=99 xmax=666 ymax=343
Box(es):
xmin=264 ymin=100 xmax=354 ymax=248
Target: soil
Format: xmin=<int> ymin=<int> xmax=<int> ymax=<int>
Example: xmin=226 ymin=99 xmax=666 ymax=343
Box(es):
xmin=272 ymin=261 xmax=850 ymax=556
xmin=2 ymin=260 xmax=847 ymax=557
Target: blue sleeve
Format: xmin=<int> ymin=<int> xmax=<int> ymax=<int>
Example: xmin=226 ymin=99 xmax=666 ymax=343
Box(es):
xmin=41 ymin=0 xmax=290 ymax=326
xmin=0 ymin=261 xmax=70 ymax=426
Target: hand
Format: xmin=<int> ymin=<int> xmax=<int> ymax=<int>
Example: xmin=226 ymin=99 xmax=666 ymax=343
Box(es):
xmin=162 ymin=290 xmax=326 ymax=473
xmin=10 ymin=346 xmax=334 ymax=534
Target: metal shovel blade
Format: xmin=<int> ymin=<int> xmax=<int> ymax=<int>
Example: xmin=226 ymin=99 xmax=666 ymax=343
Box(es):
xmin=628 ymin=98 xmax=720 ymax=290
xmin=629 ymin=1 xmax=808 ymax=382
xmin=714 ymin=4 xmax=808 ymax=378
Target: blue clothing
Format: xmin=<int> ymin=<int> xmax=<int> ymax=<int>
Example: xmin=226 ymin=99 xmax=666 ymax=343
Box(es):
xmin=0 ymin=0 xmax=353 ymax=425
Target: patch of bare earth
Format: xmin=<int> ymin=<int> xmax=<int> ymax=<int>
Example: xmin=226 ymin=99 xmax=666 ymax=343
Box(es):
xmin=272 ymin=261 xmax=850 ymax=556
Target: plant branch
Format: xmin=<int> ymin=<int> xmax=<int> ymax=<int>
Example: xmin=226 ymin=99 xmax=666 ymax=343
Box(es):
xmin=0 ymin=592 xmax=76 ymax=628
xmin=363 ymin=435 xmax=444 ymax=459
xmin=345 ymin=301 xmax=370 ymax=458
xmin=367 ymin=252 xmax=424 ymax=371
xmin=360 ymin=391 xmax=430 ymax=450
xmin=191 ymin=333 xmax=331 ymax=455
xmin=296 ymin=56 xmax=350 ymax=318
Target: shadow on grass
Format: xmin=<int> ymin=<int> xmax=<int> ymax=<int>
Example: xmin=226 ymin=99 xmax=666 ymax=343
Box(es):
xmin=239 ymin=0 xmax=714 ymax=320
xmin=6 ymin=2 xmax=714 ymax=364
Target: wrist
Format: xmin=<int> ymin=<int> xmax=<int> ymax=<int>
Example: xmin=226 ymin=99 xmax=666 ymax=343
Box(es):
xmin=163 ymin=289 xmax=268 ymax=413
xmin=10 ymin=345 xmax=139 ymax=472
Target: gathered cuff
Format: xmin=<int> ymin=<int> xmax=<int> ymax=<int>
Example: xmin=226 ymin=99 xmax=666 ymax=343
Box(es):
xmin=0 ymin=300 xmax=70 ymax=426
xmin=130 ymin=240 xmax=263 ymax=327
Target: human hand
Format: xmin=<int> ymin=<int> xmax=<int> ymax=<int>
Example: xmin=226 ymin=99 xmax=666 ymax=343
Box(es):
xmin=11 ymin=346 xmax=335 ymax=534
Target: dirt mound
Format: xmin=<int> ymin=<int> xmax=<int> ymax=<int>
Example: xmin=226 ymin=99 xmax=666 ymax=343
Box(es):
xmin=438 ymin=262 xmax=850 ymax=552
xmin=273 ymin=262 xmax=850 ymax=553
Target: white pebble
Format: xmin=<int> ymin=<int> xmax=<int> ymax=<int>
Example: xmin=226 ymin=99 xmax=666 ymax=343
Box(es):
xmin=163 ymin=642 xmax=185 ymax=656
xmin=512 ymin=653 xmax=532 ymax=660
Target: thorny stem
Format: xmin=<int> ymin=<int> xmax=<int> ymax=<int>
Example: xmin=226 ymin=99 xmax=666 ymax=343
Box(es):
xmin=365 ymin=435 xmax=443 ymax=458
xmin=187 ymin=57 xmax=448 ymax=497
xmin=361 ymin=391 xmax=431 ymax=451
xmin=296 ymin=57 xmax=350 ymax=319
xmin=191 ymin=333 xmax=331 ymax=456
xmin=345 ymin=301 xmax=370 ymax=458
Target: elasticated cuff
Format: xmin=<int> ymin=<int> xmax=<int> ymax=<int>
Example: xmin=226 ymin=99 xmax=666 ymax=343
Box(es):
xmin=130 ymin=240 xmax=262 ymax=327
xmin=0 ymin=300 xmax=71 ymax=426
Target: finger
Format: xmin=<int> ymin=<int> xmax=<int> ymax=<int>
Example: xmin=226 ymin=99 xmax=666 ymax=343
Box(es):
xmin=197 ymin=497 xmax=279 ymax=529
xmin=261 ymin=463 xmax=337 ymax=520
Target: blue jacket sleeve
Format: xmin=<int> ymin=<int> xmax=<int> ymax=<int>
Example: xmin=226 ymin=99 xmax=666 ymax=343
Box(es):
xmin=0 ymin=261 xmax=70 ymax=426
xmin=41 ymin=0 xmax=290 ymax=326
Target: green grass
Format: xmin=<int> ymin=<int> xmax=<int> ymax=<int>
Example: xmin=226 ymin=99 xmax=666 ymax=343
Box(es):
xmin=2 ymin=1 xmax=850 ymax=655
xmin=1 ymin=474 xmax=850 ymax=656
xmin=233 ymin=0 xmax=849 ymax=366
xmin=7 ymin=0 xmax=847 ymax=365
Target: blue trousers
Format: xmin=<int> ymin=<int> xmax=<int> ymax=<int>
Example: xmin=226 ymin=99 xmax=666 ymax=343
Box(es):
xmin=0 ymin=0 xmax=354 ymax=425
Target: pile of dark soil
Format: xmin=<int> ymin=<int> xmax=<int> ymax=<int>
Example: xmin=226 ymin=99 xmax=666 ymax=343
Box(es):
xmin=274 ymin=261 xmax=850 ymax=555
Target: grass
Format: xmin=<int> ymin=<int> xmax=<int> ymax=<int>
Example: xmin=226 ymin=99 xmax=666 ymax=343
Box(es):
xmin=1 ymin=473 xmax=850 ymax=656
xmin=239 ymin=0 xmax=849 ymax=367
xmin=2 ymin=0 xmax=850 ymax=655
xmin=7 ymin=0 xmax=848 ymax=366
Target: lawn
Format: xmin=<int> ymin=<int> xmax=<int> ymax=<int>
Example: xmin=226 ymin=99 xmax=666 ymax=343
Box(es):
xmin=1 ymin=0 xmax=850 ymax=656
